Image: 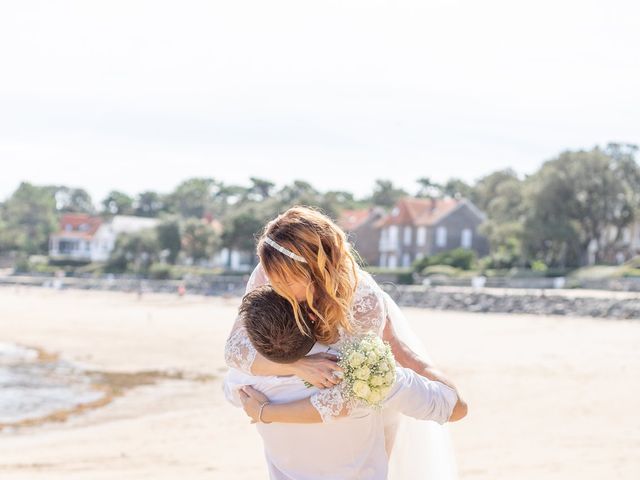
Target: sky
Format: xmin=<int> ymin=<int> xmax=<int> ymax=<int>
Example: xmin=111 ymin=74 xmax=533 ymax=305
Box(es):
xmin=1 ymin=0 xmax=639 ymax=203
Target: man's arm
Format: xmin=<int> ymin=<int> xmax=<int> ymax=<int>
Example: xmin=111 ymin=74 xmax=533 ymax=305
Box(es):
xmin=383 ymin=315 xmax=468 ymax=421
xmin=384 ymin=367 xmax=464 ymax=424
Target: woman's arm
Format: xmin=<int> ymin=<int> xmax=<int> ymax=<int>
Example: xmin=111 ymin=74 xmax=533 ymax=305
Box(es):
xmin=382 ymin=311 xmax=468 ymax=422
xmin=224 ymin=263 xmax=342 ymax=387
xmin=225 ymin=317 xmax=342 ymax=387
xmin=239 ymin=386 xmax=345 ymax=424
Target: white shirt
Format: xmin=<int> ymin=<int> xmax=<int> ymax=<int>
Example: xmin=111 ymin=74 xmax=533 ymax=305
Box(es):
xmin=223 ymin=345 xmax=458 ymax=480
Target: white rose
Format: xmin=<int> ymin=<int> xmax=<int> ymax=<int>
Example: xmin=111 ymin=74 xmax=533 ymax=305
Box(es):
xmin=378 ymin=360 xmax=390 ymax=372
xmin=384 ymin=371 xmax=396 ymax=386
xmin=366 ymin=351 xmax=379 ymax=365
xmin=354 ymin=366 xmax=371 ymax=381
xmin=352 ymin=380 xmax=371 ymax=399
xmin=370 ymin=375 xmax=385 ymax=387
xmin=348 ymin=351 xmax=366 ymax=368
xmin=366 ymin=389 xmax=383 ymax=405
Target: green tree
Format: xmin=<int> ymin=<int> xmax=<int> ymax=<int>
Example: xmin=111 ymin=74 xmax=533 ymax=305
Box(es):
xmin=442 ymin=178 xmax=473 ymax=199
xmin=53 ymin=186 xmax=95 ymax=213
xmin=101 ymin=191 xmax=134 ymax=215
xmin=522 ymin=147 xmax=640 ymax=266
xmin=134 ymin=191 xmax=165 ymax=217
xmin=370 ymin=180 xmax=407 ymax=208
xmin=166 ymin=178 xmax=218 ymax=218
xmin=247 ymin=177 xmax=276 ymax=201
xmin=106 ymin=229 xmax=159 ymax=274
xmin=181 ymin=218 xmax=220 ymax=263
xmin=415 ymin=177 xmax=442 ymax=199
xmin=156 ymin=218 xmax=182 ymax=264
xmin=221 ymin=208 xmax=266 ymax=265
xmin=471 ymin=169 xmax=526 ymax=265
xmin=0 ymin=182 xmax=58 ymax=254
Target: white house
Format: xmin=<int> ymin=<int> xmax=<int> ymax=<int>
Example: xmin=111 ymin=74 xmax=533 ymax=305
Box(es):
xmin=49 ymin=214 xmax=159 ymax=263
xmin=49 ymin=214 xmax=103 ymax=262
xmin=90 ymin=215 xmax=160 ymax=262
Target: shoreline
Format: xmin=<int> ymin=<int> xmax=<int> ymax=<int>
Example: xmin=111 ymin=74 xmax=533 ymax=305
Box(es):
xmin=3 ymin=280 xmax=639 ymax=321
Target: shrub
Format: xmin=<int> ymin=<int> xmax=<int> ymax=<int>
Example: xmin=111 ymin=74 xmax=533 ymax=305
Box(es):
xmin=421 ymin=265 xmax=461 ymax=277
xmin=148 ymin=263 xmax=173 ymax=280
xmin=413 ymin=248 xmax=476 ymax=272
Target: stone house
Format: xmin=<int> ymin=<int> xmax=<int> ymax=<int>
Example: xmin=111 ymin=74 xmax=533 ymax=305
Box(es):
xmin=377 ymin=197 xmax=489 ymax=268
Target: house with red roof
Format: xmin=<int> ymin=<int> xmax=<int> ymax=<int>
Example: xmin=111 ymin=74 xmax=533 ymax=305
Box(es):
xmin=49 ymin=214 xmax=159 ymax=263
xmin=48 ymin=214 xmax=103 ymax=262
xmin=377 ymin=197 xmax=489 ymax=268
xmin=338 ymin=207 xmax=386 ymax=266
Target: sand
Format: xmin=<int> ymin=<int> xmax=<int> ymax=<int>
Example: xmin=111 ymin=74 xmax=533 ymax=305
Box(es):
xmin=0 ymin=286 xmax=638 ymax=479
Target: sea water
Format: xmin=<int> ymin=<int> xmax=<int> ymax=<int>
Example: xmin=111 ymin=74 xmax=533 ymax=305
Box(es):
xmin=0 ymin=343 xmax=105 ymax=426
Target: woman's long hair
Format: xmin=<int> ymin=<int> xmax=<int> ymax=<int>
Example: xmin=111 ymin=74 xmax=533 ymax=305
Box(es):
xmin=257 ymin=206 xmax=358 ymax=344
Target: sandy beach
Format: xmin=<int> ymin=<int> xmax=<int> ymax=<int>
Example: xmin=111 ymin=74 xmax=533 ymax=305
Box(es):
xmin=0 ymin=286 xmax=638 ymax=480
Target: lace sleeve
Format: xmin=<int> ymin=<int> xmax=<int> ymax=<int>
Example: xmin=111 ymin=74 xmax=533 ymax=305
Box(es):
xmin=223 ymin=264 xmax=270 ymax=372
xmin=310 ymin=383 xmax=352 ymax=423
xmin=349 ymin=270 xmax=387 ymax=336
xmin=308 ymin=272 xmax=388 ymax=422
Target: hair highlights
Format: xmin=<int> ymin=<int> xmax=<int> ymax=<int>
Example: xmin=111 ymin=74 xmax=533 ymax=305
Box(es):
xmin=258 ymin=206 xmax=358 ymax=345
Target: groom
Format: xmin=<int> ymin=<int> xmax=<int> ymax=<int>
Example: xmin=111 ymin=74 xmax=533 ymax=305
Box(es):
xmin=224 ymin=286 xmax=467 ymax=480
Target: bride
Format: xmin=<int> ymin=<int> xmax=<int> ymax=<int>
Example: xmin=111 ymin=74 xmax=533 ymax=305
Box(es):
xmin=225 ymin=206 xmax=460 ymax=479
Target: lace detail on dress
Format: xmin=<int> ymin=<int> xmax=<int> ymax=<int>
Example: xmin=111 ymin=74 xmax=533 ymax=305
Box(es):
xmin=224 ymin=324 xmax=258 ymax=372
xmin=223 ymin=264 xmax=270 ymax=373
xmin=311 ymin=270 xmax=388 ymax=422
xmin=346 ymin=270 xmax=387 ymax=338
xmin=310 ymin=383 xmax=352 ymax=423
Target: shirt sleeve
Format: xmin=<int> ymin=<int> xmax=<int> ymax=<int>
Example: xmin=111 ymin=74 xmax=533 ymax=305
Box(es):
xmin=222 ymin=368 xmax=256 ymax=408
xmin=383 ymin=367 xmax=458 ymax=425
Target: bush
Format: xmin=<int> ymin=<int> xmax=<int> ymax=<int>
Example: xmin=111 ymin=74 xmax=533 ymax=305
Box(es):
xmin=530 ymin=260 xmax=548 ymax=272
xmin=413 ymin=248 xmax=476 ymax=272
xmin=421 ymin=265 xmax=461 ymax=277
xmin=14 ymin=253 xmax=31 ymax=273
xmin=148 ymin=263 xmax=174 ymax=280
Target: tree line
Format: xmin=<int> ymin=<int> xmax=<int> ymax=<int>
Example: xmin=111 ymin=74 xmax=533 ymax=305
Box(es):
xmin=0 ymin=143 xmax=638 ymax=274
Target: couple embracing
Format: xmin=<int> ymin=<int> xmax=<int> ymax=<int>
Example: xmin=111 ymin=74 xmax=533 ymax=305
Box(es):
xmin=224 ymin=206 xmax=467 ymax=479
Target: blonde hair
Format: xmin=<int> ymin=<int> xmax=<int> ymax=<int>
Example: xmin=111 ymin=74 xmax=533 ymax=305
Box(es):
xmin=257 ymin=206 xmax=358 ymax=345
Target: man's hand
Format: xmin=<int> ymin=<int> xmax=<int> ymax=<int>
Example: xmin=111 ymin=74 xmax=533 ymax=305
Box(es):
xmin=239 ymin=386 xmax=270 ymax=423
xmin=290 ymin=353 xmax=343 ymax=389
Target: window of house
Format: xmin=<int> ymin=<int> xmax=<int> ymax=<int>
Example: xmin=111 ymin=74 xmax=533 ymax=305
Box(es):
xmin=417 ymin=227 xmax=426 ymax=246
xmin=461 ymin=228 xmax=472 ymax=248
xmin=380 ymin=253 xmax=387 ymax=267
xmin=402 ymin=253 xmax=411 ymax=267
xmin=388 ymin=226 xmax=399 ymax=249
xmin=403 ymin=226 xmax=412 ymax=246
xmin=436 ymin=226 xmax=447 ymax=247
xmin=388 ymin=254 xmax=397 ymax=268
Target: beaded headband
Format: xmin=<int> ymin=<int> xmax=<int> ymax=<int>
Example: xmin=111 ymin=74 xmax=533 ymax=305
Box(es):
xmin=263 ymin=236 xmax=307 ymax=263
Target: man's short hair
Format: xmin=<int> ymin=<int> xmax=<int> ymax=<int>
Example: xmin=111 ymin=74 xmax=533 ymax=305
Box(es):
xmin=240 ymin=285 xmax=315 ymax=363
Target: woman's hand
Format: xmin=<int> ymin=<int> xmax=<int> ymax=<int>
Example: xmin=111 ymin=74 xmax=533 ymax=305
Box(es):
xmin=290 ymin=352 xmax=343 ymax=389
xmin=239 ymin=386 xmax=270 ymax=423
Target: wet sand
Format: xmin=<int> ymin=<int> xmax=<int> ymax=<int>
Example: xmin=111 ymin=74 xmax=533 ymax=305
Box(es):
xmin=0 ymin=286 xmax=638 ymax=479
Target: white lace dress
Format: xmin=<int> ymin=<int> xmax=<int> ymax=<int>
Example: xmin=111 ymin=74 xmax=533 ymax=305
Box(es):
xmin=225 ymin=263 xmax=458 ymax=479
xmin=224 ymin=263 xmax=387 ymax=422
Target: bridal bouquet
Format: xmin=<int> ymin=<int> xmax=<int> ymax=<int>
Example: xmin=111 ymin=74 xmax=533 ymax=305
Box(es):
xmin=338 ymin=333 xmax=396 ymax=408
